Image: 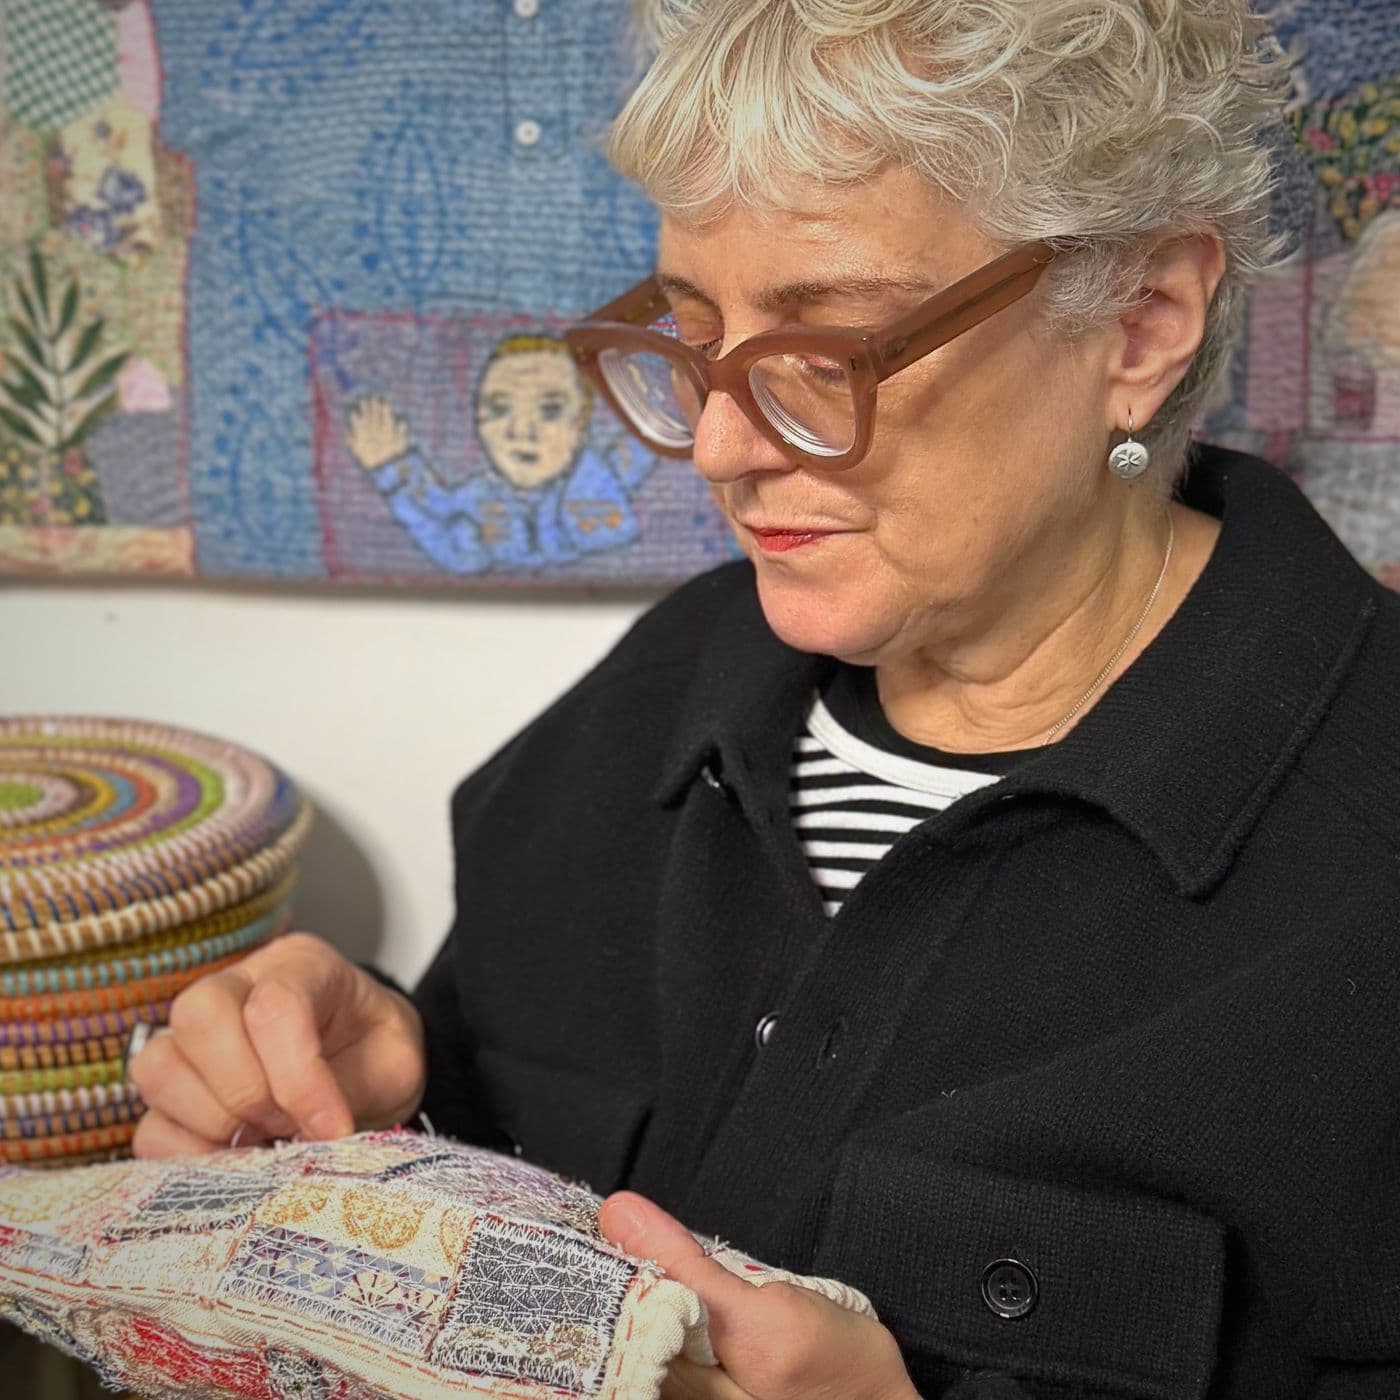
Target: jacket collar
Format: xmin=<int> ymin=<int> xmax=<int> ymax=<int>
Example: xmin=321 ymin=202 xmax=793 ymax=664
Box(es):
xmin=656 ymin=447 xmax=1380 ymax=898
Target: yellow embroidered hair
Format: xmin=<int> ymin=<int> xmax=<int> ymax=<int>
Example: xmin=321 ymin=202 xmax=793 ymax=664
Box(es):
xmin=490 ymin=333 xmax=576 ymax=359
xmin=610 ymin=0 xmax=1296 ymax=480
xmin=481 ymin=333 xmax=596 ymax=417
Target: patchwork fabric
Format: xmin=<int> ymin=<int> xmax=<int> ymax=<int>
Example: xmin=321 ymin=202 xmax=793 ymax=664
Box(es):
xmin=0 ymin=1127 xmax=875 ymax=1398
xmin=0 ymin=2 xmax=1395 ymax=586
xmin=0 ymin=0 xmax=738 ymax=585
xmin=1196 ymin=2 xmax=1400 ymax=585
xmin=2 ymin=0 xmax=117 ymax=131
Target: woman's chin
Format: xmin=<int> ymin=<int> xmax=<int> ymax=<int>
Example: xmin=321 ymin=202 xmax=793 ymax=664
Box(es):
xmin=751 ymin=568 xmax=891 ymax=661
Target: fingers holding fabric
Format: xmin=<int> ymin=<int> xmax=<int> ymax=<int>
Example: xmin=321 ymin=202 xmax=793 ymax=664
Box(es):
xmin=661 ymin=1357 xmax=754 ymax=1399
xmin=163 ymin=966 xmax=299 ymax=1139
xmin=130 ymin=1104 xmax=263 ymax=1160
xmin=127 ymin=931 xmax=427 ymax=1158
xmin=126 ymin=1027 xmax=289 ymax=1147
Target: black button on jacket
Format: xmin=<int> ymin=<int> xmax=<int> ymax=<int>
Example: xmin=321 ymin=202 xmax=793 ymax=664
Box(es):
xmin=406 ymin=447 xmax=1400 ymax=1399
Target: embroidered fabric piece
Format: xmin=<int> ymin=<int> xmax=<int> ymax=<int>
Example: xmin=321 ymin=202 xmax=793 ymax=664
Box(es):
xmin=0 ymin=3 xmax=1395 ymax=588
xmin=0 ymin=1126 xmax=874 ymax=1398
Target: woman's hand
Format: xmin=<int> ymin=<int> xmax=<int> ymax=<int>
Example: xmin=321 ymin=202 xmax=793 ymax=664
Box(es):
xmin=598 ymin=1191 xmax=919 ymax=1400
xmin=127 ymin=932 xmax=426 ymax=1159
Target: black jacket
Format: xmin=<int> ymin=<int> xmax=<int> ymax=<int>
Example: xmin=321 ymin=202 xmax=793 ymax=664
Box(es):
xmin=406 ymin=447 xmax=1400 ymax=1400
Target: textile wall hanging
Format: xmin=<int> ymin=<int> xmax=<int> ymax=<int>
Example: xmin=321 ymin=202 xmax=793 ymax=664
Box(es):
xmin=0 ymin=717 xmax=310 ymax=1166
xmin=0 ymin=1127 xmax=874 ymax=1398
xmin=0 ymin=0 xmax=736 ymax=586
xmin=0 ymin=1 xmax=1396 ymax=587
xmin=1198 ymin=0 xmax=1400 ymax=586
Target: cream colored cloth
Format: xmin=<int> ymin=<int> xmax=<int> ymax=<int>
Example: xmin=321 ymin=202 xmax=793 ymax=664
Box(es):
xmin=0 ymin=1128 xmax=872 ymax=1398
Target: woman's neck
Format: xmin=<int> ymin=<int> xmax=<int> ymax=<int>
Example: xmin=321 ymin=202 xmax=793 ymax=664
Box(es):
xmin=873 ymin=500 xmax=1222 ymax=754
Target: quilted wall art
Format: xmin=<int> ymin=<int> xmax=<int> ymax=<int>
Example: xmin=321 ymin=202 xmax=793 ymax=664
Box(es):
xmin=0 ymin=1127 xmax=874 ymax=1399
xmin=0 ymin=0 xmax=1396 ymax=588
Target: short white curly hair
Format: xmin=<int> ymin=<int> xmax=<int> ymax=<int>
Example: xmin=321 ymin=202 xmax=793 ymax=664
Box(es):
xmin=608 ymin=0 xmax=1294 ymax=484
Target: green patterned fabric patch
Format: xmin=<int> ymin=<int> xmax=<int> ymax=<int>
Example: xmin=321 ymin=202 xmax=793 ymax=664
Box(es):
xmin=2 ymin=0 xmax=117 ymax=131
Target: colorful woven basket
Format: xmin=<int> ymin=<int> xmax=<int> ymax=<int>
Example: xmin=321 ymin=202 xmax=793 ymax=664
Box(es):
xmin=0 ymin=717 xmax=310 ymax=962
xmin=0 ymin=718 xmax=312 ymax=1165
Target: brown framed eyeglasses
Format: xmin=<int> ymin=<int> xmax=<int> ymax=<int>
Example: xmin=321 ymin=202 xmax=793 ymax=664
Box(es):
xmin=564 ymin=240 xmax=1059 ymax=470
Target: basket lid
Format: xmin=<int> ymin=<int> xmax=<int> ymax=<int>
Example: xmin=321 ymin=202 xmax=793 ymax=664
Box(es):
xmin=0 ymin=717 xmax=311 ymax=961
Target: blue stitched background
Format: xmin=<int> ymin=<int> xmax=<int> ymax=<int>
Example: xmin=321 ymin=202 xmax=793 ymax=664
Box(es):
xmin=0 ymin=0 xmax=1395 ymax=585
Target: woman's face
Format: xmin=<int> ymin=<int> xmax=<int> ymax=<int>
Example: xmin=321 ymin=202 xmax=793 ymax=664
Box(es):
xmin=658 ymin=168 xmax=1118 ymax=665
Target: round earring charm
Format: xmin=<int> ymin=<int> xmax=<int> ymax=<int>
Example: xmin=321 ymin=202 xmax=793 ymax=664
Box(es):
xmin=1108 ymin=412 xmax=1151 ymax=480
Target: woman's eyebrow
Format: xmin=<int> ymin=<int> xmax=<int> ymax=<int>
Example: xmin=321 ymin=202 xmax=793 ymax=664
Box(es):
xmin=655 ymin=271 xmax=941 ymax=313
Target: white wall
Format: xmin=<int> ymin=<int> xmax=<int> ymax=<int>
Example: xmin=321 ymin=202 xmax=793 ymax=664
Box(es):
xmin=0 ymin=581 xmax=655 ymax=986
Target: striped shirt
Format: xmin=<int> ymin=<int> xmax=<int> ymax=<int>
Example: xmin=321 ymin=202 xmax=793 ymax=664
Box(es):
xmin=791 ymin=667 xmax=1035 ymax=916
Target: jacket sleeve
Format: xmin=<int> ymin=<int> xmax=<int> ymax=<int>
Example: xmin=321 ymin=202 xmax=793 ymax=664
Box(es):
xmin=352 ymin=728 xmax=533 ymax=1147
xmin=345 ymin=568 xmax=737 ymax=1152
xmin=352 ymin=955 xmax=503 ymax=1148
xmin=394 ymin=730 xmax=534 ymax=1151
xmin=404 ymin=934 xmax=509 ymax=1149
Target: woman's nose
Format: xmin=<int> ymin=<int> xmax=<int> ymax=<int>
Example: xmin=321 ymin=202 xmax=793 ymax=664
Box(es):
xmin=690 ymin=389 xmax=792 ymax=484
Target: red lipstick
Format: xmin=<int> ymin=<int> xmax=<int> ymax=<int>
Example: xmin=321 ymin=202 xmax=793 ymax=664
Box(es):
xmin=747 ymin=527 xmax=838 ymax=553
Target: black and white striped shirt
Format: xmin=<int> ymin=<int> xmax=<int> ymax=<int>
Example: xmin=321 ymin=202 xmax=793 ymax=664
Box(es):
xmin=790 ymin=667 xmax=1034 ymax=916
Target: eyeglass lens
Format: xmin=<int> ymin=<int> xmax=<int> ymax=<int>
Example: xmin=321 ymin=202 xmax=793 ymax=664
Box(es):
xmin=598 ymin=346 xmax=697 ymax=450
xmin=596 ymin=310 xmax=857 ymax=458
xmin=748 ymin=353 xmax=855 ymax=457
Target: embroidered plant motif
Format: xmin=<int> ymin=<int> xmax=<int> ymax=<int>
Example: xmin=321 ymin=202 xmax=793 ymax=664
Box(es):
xmin=0 ymin=245 xmax=127 ymax=524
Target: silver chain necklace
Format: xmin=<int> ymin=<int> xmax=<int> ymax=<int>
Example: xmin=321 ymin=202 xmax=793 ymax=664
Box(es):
xmin=1042 ymin=514 xmax=1175 ymax=743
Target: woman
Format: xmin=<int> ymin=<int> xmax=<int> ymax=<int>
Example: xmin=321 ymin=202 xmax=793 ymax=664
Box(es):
xmin=127 ymin=3 xmax=1400 ymax=1396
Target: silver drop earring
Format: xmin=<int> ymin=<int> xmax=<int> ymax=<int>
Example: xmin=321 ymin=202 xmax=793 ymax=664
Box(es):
xmin=1108 ymin=410 xmax=1151 ymax=480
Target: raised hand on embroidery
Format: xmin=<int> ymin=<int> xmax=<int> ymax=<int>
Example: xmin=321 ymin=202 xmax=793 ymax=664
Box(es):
xmin=126 ymin=932 xmax=427 ymax=1160
xmin=345 ymin=393 xmax=411 ymax=471
xmin=598 ymin=1192 xmax=921 ymax=1400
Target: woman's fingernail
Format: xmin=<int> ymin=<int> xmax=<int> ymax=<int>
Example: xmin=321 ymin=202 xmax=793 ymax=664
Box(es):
xmin=603 ymin=1198 xmax=646 ymax=1242
xmin=308 ymin=1109 xmax=342 ymax=1139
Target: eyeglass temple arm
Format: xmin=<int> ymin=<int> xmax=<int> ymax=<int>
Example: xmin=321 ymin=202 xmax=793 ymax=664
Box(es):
xmin=579 ymin=277 xmax=671 ymax=329
xmin=874 ymin=242 xmax=1060 ymax=379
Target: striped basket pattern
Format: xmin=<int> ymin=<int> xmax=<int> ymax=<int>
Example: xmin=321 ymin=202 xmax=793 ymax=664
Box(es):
xmin=0 ymin=718 xmax=311 ymax=1165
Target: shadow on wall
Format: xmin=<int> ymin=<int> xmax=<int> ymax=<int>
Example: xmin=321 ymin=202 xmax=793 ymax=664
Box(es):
xmin=291 ymin=796 xmax=386 ymax=970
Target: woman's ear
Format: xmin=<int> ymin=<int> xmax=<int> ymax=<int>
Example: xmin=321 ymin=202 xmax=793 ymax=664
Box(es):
xmin=1106 ymin=231 xmax=1226 ymax=429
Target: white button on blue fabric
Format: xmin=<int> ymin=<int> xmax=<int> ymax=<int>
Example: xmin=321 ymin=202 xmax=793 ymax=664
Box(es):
xmin=513 ymin=0 xmax=540 ymax=16
xmin=754 ymin=1013 xmax=779 ymax=1048
xmin=514 ymin=118 xmax=542 ymax=147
